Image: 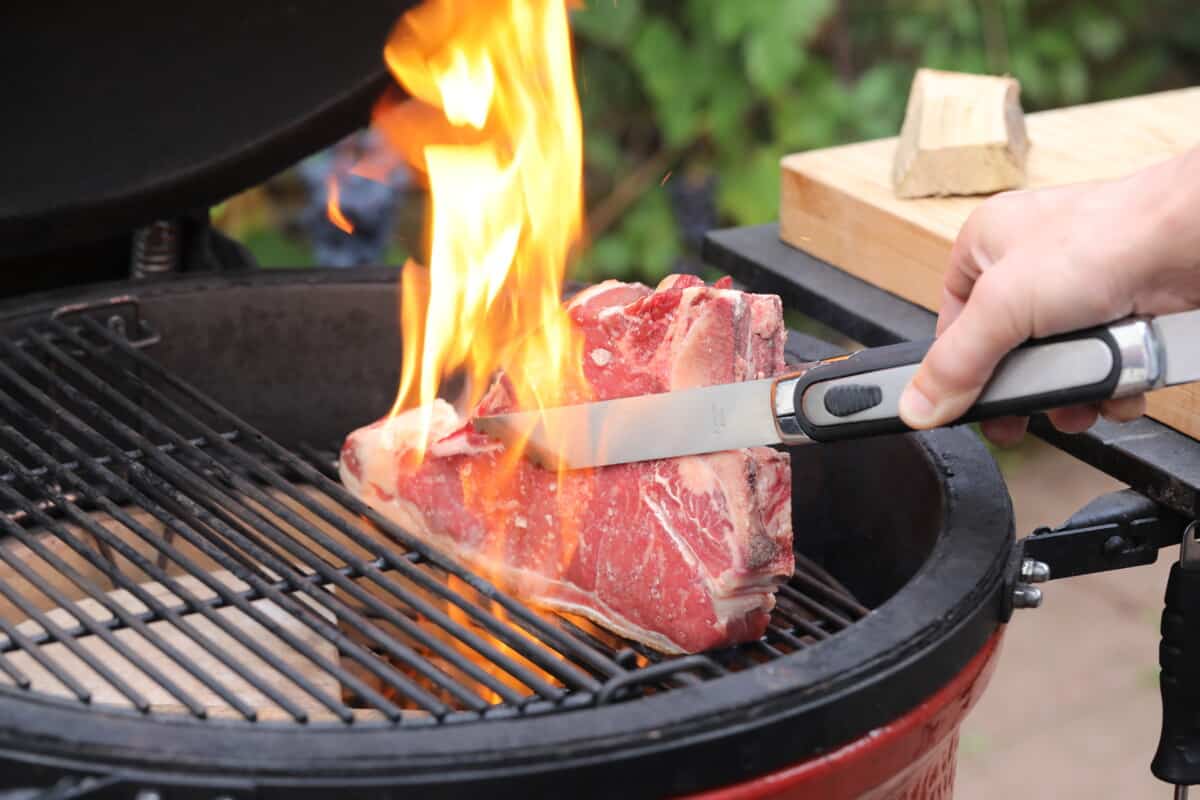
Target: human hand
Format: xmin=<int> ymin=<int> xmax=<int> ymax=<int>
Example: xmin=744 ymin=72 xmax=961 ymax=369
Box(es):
xmin=898 ymin=147 xmax=1200 ymax=445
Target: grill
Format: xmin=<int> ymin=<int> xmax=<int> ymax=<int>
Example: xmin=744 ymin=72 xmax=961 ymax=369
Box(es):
xmin=0 ymin=273 xmax=1013 ymax=799
xmin=0 ymin=300 xmax=867 ymax=725
xmin=8 ymin=6 xmax=1196 ymax=797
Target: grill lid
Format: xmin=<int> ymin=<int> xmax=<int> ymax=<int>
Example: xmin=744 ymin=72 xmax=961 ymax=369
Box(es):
xmin=0 ymin=2 xmax=417 ymax=261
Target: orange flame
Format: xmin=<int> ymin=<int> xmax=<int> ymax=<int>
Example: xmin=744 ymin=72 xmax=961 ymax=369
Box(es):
xmin=326 ymin=177 xmax=355 ymax=234
xmin=443 ymin=575 xmax=565 ymax=706
xmin=375 ymin=0 xmax=590 ymax=465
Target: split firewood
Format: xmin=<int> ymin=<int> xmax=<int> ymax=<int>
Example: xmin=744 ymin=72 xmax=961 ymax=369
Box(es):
xmin=891 ymin=68 xmax=1030 ymax=198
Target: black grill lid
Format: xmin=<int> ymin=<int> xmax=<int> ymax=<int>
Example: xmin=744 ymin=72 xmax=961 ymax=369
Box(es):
xmin=0 ymin=2 xmax=416 ymax=260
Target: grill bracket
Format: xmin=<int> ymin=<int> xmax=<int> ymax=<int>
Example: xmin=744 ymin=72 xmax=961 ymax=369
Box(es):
xmin=1022 ymin=489 xmax=1189 ymax=582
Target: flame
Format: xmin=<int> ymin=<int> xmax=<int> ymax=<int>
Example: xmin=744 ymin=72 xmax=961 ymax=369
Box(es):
xmin=443 ymin=575 xmax=559 ymax=706
xmin=326 ymin=177 xmax=355 ymax=234
xmin=373 ymin=0 xmax=589 ymax=466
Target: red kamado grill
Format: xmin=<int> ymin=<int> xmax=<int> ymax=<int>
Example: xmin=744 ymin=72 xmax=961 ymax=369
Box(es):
xmin=1 ymin=4 xmax=1199 ymax=799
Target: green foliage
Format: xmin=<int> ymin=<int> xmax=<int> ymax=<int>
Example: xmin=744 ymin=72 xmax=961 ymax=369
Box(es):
xmin=571 ymin=0 xmax=1200 ymax=284
xmin=231 ymin=1 xmax=1199 ymax=276
xmin=243 ymin=228 xmax=316 ymax=269
xmin=577 ymin=188 xmax=682 ymax=283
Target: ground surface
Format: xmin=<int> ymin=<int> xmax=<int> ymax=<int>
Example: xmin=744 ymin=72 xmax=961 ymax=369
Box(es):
xmin=955 ymin=437 xmax=1172 ymax=800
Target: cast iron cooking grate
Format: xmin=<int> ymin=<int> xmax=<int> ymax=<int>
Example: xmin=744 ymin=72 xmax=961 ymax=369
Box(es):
xmin=0 ymin=300 xmax=867 ymax=726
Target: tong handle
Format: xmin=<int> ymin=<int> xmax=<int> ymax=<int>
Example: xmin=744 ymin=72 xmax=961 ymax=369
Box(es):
xmin=1152 ymin=523 xmax=1200 ymax=794
xmin=785 ymin=318 xmax=1159 ymax=442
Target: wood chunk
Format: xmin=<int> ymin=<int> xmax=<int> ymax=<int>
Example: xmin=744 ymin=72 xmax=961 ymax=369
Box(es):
xmin=891 ymin=68 xmax=1029 ymax=198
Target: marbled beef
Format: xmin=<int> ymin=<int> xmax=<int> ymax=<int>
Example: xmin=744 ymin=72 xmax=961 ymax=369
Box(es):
xmin=339 ymin=275 xmax=793 ymax=653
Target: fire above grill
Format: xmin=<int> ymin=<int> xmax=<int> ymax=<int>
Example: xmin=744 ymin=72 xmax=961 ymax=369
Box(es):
xmin=0 ymin=271 xmax=1013 ymax=798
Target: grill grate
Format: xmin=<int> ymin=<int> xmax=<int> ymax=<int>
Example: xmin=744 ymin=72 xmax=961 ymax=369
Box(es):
xmin=0 ymin=302 xmax=868 ymax=725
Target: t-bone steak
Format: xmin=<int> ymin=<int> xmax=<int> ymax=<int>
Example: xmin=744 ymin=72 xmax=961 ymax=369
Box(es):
xmin=339 ymin=275 xmax=794 ymax=653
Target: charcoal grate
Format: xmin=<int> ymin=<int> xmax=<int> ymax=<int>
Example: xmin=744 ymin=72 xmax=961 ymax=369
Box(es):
xmin=0 ymin=304 xmax=868 ymax=726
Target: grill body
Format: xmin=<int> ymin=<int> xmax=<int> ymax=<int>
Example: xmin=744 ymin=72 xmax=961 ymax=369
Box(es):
xmin=685 ymin=632 xmax=1004 ymax=800
xmin=0 ymin=270 xmax=1014 ymax=798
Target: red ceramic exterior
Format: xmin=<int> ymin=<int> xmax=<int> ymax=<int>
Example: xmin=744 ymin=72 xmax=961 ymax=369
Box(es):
xmin=680 ymin=630 xmax=1005 ymax=800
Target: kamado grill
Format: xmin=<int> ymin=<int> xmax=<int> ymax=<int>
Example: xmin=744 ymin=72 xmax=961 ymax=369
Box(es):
xmin=1 ymin=4 xmax=1198 ymax=799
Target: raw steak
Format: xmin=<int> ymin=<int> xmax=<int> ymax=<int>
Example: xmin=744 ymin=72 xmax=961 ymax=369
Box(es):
xmin=340 ymin=275 xmax=794 ymax=653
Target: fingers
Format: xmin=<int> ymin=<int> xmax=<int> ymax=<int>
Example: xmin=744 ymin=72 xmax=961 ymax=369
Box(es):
xmin=917 ymin=198 xmax=1036 ymax=428
xmin=979 ymin=398 xmax=1147 ymax=448
xmin=905 ymin=181 xmax=1152 ymax=436
xmin=935 ymin=288 xmax=967 ymax=337
xmin=984 ymin=395 xmax=1152 ymax=450
xmin=979 ymin=396 xmax=1146 ymax=448
xmin=980 ymin=416 xmax=1028 ymax=447
xmin=937 ymin=190 xmax=1040 ymax=334
xmin=1046 ymin=404 xmax=1100 ymax=433
xmin=1044 ymin=396 xmax=1145 ymax=434
xmin=936 ymin=207 xmax=994 ymax=336
xmin=1100 ymin=394 xmax=1147 ymax=423
xmin=900 ymin=267 xmax=1030 ymax=429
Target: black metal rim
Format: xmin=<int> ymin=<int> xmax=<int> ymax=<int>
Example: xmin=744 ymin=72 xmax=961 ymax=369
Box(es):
xmin=0 ymin=270 xmax=1014 ymax=798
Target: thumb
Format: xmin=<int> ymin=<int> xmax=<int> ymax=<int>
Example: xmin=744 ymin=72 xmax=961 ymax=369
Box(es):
xmin=898 ymin=268 xmax=1032 ymax=429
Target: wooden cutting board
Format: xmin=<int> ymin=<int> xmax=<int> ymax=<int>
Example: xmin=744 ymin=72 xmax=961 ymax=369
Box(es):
xmin=780 ymin=86 xmax=1200 ymax=440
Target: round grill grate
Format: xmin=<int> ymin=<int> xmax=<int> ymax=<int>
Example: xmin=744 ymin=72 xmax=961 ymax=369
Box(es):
xmin=0 ymin=300 xmax=867 ymax=726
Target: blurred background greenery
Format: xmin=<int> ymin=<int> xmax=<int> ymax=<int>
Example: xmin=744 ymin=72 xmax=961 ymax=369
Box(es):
xmin=214 ymin=0 xmax=1200 ymax=282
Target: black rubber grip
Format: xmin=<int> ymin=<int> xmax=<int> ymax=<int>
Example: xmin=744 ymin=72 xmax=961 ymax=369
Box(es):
xmin=823 ymin=384 xmax=884 ymax=417
xmin=1152 ymin=561 xmax=1200 ymax=785
xmin=789 ymin=326 xmax=1123 ymax=442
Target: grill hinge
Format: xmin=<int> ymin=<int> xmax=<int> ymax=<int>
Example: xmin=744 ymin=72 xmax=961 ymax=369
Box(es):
xmin=1020 ymin=489 xmax=1189 ymax=581
xmin=1000 ymin=489 xmax=1190 ymax=622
